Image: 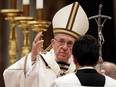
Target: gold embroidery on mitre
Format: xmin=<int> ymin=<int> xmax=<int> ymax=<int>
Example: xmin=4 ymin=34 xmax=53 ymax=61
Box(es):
xmin=66 ymin=2 xmax=79 ymax=31
xmin=53 ymin=28 xmax=81 ymax=39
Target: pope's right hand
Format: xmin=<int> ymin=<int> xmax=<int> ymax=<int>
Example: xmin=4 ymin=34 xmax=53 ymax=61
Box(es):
xmin=31 ymin=32 xmax=44 ymax=61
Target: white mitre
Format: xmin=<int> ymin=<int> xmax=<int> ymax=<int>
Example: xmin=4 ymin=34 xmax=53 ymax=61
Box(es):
xmin=52 ymin=2 xmax=89 ymax=39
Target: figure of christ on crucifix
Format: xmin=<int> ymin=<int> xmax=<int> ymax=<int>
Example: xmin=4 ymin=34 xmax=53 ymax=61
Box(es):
xmin=89 ymin=4 xmax=111 ymax=64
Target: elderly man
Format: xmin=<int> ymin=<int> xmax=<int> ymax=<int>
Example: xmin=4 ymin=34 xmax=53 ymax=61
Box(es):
xmin=3 ymin=2 xmax=89 ymax=87
xmin=52 ymin=35 xmax=116 ymax=87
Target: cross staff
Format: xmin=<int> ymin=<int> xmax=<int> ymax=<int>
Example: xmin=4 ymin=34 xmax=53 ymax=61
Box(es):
xmin=89 ymin=4 xmax=111 ymax=63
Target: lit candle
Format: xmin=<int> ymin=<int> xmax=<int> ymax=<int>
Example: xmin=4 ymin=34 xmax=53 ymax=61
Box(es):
xmin=36 ymin=0 xmax=43 ymax=9
xmin=23 ymin=0 xmax=30 ymax=5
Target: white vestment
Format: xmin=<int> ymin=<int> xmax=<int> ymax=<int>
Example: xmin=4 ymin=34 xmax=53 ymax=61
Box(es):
xmin=52 ymin=73 xmax=116 ymax=87
xmin=3 ymin=49 xmax=76 ymax=87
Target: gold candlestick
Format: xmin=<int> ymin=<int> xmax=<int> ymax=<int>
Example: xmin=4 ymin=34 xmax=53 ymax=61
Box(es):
xmin=28 ymin=9 xmax=51 ymax=51
xmin=0 ymin=9 xmax=22 ymax=64
xmin=28 ymin=20 xmax=51 ymax=32
xmin=28 ymin=20 xmax=51 ymax=51
xmin=32 ymin=9 xmax=51 ymax=36
xmin=14 ymin=16 xmax=34 ymax=57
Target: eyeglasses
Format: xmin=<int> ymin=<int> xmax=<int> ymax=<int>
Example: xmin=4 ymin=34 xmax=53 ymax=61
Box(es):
xmin=54 ymin=38 xmax=74 ymax=48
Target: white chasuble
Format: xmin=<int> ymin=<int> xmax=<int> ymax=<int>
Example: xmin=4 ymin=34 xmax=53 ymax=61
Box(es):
xmin=3 ymin=49 xmax=75 ymax=87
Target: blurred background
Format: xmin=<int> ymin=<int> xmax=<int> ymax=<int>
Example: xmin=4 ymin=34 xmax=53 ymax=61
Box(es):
xmin=0 ymin=0 xmax=116 ymax=87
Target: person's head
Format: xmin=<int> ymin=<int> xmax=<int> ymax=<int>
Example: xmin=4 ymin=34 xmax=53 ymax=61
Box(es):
xmin=51 ymin=33 xmax=75 ymax=62
xmin=72 ymin=35 xmax=100 ymax=67
xmin=51 ymin=2 xmax=89 ymax=62
xmin=100 ymin=61 xmax=116 ymax=79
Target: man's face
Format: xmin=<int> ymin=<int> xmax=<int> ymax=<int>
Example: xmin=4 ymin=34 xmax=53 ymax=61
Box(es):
xmin=51 ymin=34 xmax=75 ymax=62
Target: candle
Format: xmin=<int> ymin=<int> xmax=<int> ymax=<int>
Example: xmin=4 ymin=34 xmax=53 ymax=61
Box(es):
xmin=23 ymin=5 xmax=29 ymax=16
xmin=23 ymin=0 xmax=30 ymax=5
xmin=10 ymin=0 xmax=17 ymax=9
xmin=36 ymin=0 xmax=43 ymax=9
xmin=23 ymin=0 xmax=30 ymax=16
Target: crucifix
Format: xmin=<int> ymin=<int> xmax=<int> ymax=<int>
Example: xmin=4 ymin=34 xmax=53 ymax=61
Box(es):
xmin=89 ymin=4 xmax=111 ymax=64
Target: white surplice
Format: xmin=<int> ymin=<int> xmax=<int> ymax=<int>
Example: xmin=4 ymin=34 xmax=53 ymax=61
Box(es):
xmin=51 ymin=73 xmax=116 ymax=87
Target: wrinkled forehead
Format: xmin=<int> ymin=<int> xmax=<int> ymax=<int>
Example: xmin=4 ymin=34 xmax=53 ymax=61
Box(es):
xmin=54 ymin=33 xmax=76 ymax=41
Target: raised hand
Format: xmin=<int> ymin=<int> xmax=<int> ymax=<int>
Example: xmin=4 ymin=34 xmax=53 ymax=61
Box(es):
xmin=31 ymin=32 xmax=44 ymax=61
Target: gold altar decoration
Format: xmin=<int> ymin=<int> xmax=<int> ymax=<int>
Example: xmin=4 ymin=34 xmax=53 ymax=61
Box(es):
xmin=0 ymin=0 xmax=23 ymax=65
xmin=14 ymin=2 xmax=34 ymax=57
xmin=28 ymin=8 xmax=51 ymax=51
xmin=0 ymin=9 xmax=22 ymax=64
xmin=28 ymin=20 xmax=51 ymax=52
xmin=14 ymin=16 xmax=34 ymax=57
xmin=28 ymin=20 xmax=51 ymax=33
xmin=0 ymin=0 xmax=51 ymax=65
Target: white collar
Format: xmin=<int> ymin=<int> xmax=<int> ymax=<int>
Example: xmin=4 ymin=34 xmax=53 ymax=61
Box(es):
xmin=78 ymin=66 xmax=94 ymax=70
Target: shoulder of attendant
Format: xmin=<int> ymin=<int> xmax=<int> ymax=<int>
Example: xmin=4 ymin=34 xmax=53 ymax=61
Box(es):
xmin=104 ymin=75 xmax=116 ymax=86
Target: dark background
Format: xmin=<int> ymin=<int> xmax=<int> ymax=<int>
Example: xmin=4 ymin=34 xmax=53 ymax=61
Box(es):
xmin=68 ymin=0 xmax=115 ymax=63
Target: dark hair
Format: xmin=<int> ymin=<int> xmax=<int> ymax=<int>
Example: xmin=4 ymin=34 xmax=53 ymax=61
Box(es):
xmin=72 ymin=35 xmax=100 ymax=66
